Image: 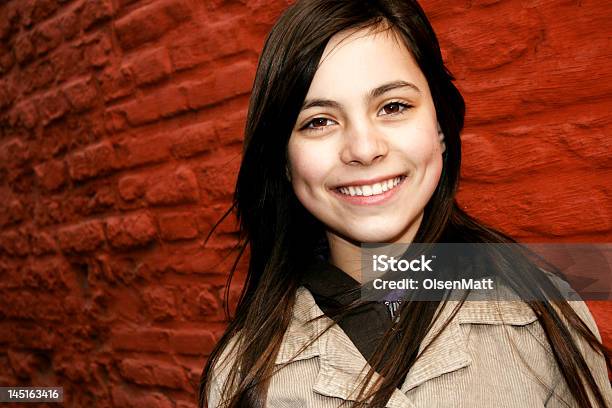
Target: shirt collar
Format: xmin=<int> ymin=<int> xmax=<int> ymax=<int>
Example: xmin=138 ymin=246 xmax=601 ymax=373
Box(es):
xmin=299 ymin=256 xmax=361 ymax=306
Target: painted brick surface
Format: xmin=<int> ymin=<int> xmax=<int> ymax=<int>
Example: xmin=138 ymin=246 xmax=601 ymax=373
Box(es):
xmin=0 ymin=0 xmax=610 ymax=406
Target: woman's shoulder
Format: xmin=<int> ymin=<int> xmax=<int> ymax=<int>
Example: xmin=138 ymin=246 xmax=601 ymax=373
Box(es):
xmin=207 ymin=331 xmax=244 ymax=408
xmin=539 ymin=268 xmax=603 ymax=341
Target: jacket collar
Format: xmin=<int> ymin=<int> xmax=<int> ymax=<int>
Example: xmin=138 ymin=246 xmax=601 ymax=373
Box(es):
xmin=275 ymin=286 xmax=538 ymax=407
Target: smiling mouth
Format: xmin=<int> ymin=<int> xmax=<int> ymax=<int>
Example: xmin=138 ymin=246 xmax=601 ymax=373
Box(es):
xmin=335 ymin=175 xmax=407 ymax=197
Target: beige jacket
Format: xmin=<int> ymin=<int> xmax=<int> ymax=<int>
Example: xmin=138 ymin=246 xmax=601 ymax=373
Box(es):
xmin=209 ymin=286 xmax=611 ymax=407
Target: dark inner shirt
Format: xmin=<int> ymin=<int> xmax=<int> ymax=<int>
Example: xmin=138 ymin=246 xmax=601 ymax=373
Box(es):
xmin=300 ymin=256 xmax=402 ymax=367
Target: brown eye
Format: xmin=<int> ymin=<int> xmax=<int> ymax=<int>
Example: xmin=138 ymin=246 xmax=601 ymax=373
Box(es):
xmin=302 ymin=117 xmax=336 ymax=132
xmin=311 ymin=118 xmax=328 ymax=127
xmin=380 ymin=102 xmax=410 ymax=116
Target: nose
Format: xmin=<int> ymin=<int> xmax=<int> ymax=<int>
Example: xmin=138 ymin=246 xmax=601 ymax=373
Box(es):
xmin=340 ymin=120 xmax=388 ymax=166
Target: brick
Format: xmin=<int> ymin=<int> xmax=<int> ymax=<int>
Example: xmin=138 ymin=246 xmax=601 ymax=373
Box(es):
xmin=29 ymin=0 xmax=58 ymax=25
xmin=170 ymin=122 xmax=218 ymax=158
xmin=81 ymin=0 xmax=114 ymax=30
xmin=56 ymin=221 xmax=105 ymax=253
xmin=34 ymin=197 xmax=68 ymax=227
xmin=0 ymin=4 xmax=18 ymax=41
xmin=14 ymin=34 xmax=34 ymax=65
xmin=111 ymin=328 xmax=169 ymax=352
xmin=0 ymin=228 xmax=30 ymax=257
xmin=104 ymin=108 xmax=128 ymax=133
xmin=38 ymin=90 xmax=69 ymax=125
xmin=145 ymin=166 xmax=199 ymax=206
xmin=114 ymin=132 xmax=172 ymax=168
xmin=0 ymin=80 xmax=16 ymax=110
xmin=50 ymin=45 xmax=87 ymax=82
xmin=23 ymin=257 xmax=69 ymax=289
xmin=14 ymin=325 xmax=56 ymax=349
xmin=117 ymin=0 xmax=139 ymax=9
xmin=32 ymin=19 xmax=63 ymax=56
xmin=63 ymin=76 xmax=98 ymax=112
xmin=111 ymin=386 xmax=173 ymax=408
xmin=117 ymin=174 xmax=146 ymax=201
xmin=176 ymin=400 xmax=197 ymax=408
xmin=0 ymin=138 xmax=30 ymax=168
xmin=94 ymin=254 xmax=138 ymax=284
xmin=84 ymin=33 xmax=112 ymax=68
xmin=169 ymin=329 xmax=217 ymax=356
xmin=194 ymin=159 xmax=238 ymax=201
xmin=214 ymin=109 xmax=247 ymax=144
xmin=114 ymin=0 xmax=192 ymax=50
xmin=180 ymin=284 xmax=221 ymax=319
xmin=158 ymin=212 xmax=198 ymax=241
xmin=0 ymin=322 xmax=17 ymax=344
xmin=0 ymin=198 xmax=26 ymax=228
xmin=18 ymin=0 xmax=34 ymax=28
xmin=53 ymin=358 xmax=91 ymax=383
xmin=117 ymin=85 xmax=188 ymax=126
xmin=21 ymin=60 xmax=55 ymax=93
xmin=75 ymin=184 xmax=116 ymax=216
xmin=106 ymin=212 xmax=157 ymax=250
xmin=459 ymin=174 xmax=612 ymax=237
xmin=30 ymin=230 xmax=58 ymax=255
xmin=134 ymin=244 xmax=227 ymax=277
xmin=58 ymin=11 xmax=79 ymax=40
xmin=168 ymin=20 xmax=248 ymax=71
xmin=118 ymin=358 xmax=188 ymax=389
xmin=97 ymin=65 xmax=134 ymax=102
xmin=128 ymin=47 xmax=171 ymax=86
xmin=0 ymin=44 xmax=15 ymax=73
xmin=7 ymin=350 xmax=39 ymax=379
xmin=34 ymin=158 xmax=67 ymax=191
xmin=182 ymin=60 xmax=254 ymax=109
xmin=143 ymin=286 xmax=177 ymax=321
xmin=12 ymin=101 xmax=38 ymax=130
xmin=66 ymin=141 xmax=117 ymax=181
xmin=1 ymin=292 xmax=63 ymax=322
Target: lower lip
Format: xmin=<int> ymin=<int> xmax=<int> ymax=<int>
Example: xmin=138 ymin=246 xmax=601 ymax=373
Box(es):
xmin=331 ymin=176 xmax=407 ymax=206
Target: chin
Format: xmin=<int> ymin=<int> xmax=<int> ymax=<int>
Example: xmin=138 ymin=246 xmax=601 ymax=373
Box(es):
xmin=342 ymin=226 xmax=409 ymax=244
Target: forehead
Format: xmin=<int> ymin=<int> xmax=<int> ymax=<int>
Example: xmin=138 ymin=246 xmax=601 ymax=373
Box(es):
xmin=308 ymin=26 xmax=427 ymax=96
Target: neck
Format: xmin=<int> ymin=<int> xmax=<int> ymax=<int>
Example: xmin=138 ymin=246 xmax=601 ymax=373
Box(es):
xmin=325 ymin=212 xmax=424 ymax=284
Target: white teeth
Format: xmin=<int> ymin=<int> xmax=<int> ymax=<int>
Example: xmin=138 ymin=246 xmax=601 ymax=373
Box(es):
xmin=337 ymin=176 xmax=404 ymax=197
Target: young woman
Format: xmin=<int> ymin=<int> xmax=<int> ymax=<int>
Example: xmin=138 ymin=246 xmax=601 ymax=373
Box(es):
xmin=199 ymin=1 xmax=611 ymax=407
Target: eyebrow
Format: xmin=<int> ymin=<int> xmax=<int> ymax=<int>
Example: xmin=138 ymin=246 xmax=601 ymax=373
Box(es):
xmin=300 ymin=80 xmax=421 ymax=112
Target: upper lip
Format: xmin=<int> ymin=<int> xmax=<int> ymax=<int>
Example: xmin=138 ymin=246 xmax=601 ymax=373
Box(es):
xmin=332 ymin=173 xmax=406 ymax=189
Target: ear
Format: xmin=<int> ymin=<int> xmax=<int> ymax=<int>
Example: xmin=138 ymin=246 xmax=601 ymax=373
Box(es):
xmin=285 ymin=165 xmax=292 ymax=182
xmin=437 ymin=122 xmax=446 ymax=154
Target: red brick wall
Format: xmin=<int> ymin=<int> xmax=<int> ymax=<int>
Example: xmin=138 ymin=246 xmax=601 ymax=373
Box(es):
xmin=0 ymin=0 xmax=609 ymax=406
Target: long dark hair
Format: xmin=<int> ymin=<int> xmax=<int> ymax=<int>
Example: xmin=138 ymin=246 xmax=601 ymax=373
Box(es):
xmin=198 ymin=1 xmax=610 ymax=407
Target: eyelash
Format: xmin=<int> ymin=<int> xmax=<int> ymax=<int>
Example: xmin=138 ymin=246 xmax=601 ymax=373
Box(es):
xmin=300 ymin=101 xmax=413 ymax=132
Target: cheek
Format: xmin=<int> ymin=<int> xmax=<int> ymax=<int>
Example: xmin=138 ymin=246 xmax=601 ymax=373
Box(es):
xmin=395 ymin=127 xmax=439 ymax=164
xmin=287 ymin=138 xmax=334 ymax=190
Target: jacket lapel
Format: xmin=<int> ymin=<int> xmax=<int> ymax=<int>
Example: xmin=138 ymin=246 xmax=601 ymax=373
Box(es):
xmin=399 ymin=301 xmax=472 ymax=392
xmin=276 ymin=287 xmax=537 ymax=406
xmin=399 ymin=293 xmax=538 ymax=392
xmin=310 ymin=305 xmax=418 ymax=408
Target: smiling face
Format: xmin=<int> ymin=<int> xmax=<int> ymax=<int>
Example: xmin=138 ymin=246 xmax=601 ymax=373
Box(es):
xmin=287 ymin=26 xmax=444 ymax=269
